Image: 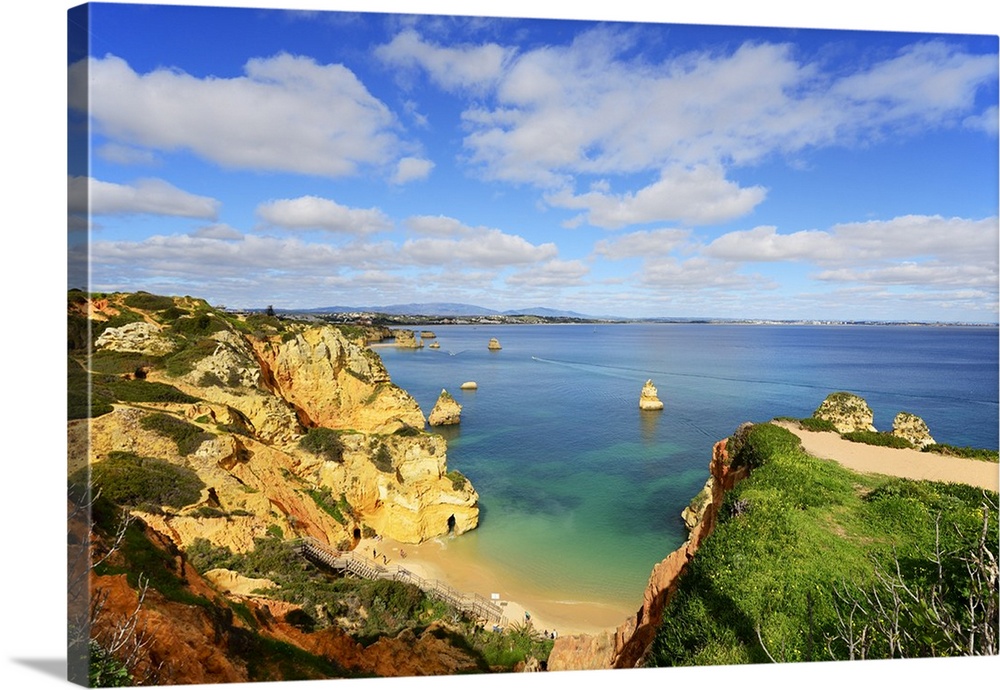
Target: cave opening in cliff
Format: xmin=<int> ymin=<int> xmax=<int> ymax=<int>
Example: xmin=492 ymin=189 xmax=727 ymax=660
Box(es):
xmin=447 ymin=515 xmax=456 ymax=534
xmin=353 ymin=527 xmax=361 ymax=541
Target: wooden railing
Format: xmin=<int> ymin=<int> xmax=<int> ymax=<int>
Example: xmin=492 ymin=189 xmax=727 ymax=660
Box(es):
xmin=293 ymin=538 xmax=507 ymax=627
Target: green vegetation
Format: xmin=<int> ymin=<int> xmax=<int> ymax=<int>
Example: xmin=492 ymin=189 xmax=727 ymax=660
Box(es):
xmin=798 ymin=417 xmax=838 ymax=432
xmin=305 ymin=487 xmax=354 ymax=525
xmin=445 ymin=470 xmax=468 ymax=492
xmin=140 ymin=412 xmax=214 ymax=455
xmin=71 ymin=451 xmax=205 ymax=510
xmin=841 ymin=430 xmax=915 ymax=449
xmin=646 ymin=422 xmax=998 ymax=667
xmin=299 ymin=427 xmax=346 ymax=463
xmin=68 ymin=358 xmax=114 ymax=419
xmin=99 ymin=376 xmax=200 ymax=405
xmin=923 ymin=443 xmax=1000 ymax=462
xmin=91 ymin=308 xmax=146 ymax=340
xmin=123 ymin=291 xmax=178 ymax=312
xmin=169 ymin=312 xmax=228 ymax=338
xmin=186 ymin=536 xmax=459 ymax=641
xmin=89 ymin=349 xmax=164 ymax=376
xmin=371 ymin=440 xmax=394 ymax=473
xmin=163 ymin=337 xmax=219 ymax=377
xmin=87 ymin=640 xmax=134 ymax=687
xmin=467 ymin=621 xmax=554 ymax=670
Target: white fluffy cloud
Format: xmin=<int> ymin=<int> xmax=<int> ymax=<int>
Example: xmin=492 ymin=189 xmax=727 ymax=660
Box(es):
xmin=506 ymin=259 xmax=590 ymax=287
xmin=391 ymin=157 xmax=435 ymax=184
xmin=68 ymin=176 xmax=219 ymax=218
xmin=548 ymin=165 xmax=767 ymax=227
xmin=190 ymin=223 xmax=243 ymax=240
xmin=452 ymin=31 xmax=997 ymax=189
xmin=706 ymin=215 xmax=999 ymax=266
xmin=69 ymin=53 xmax=406 ymax=178
xmin=593 ymin=228 xmax=691 ymax=259
xmin=639 ymin=256 xmax=774 ymax=290
xmin=401 ymin=215 xmax=558 ymax=267
xmin=256 ymin=196 xmax=393 ymax=235
xmin=375 ymin=29 xmax=514 ymax=92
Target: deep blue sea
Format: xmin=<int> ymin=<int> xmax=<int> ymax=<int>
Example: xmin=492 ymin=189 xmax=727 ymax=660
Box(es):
xmin=376 ymin=324 xmax=999 ymax=611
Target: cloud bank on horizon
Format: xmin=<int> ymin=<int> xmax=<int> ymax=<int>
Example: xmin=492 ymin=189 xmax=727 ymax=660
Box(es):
xmin=68 ymin=4 xmax=999 ymax=322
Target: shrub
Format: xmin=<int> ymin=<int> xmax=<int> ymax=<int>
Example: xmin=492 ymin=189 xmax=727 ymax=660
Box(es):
xmin=299 ymin=427 xmax=345 ymax=463
xmin=170 ymin=313 xmax=227 ymax=337
xmin=68 ymin=358 xmax=114 ymax=419
xmin=163 ymin=338 xmax=219 ymax=377
xmin=140 ymin=413 xmax=215 ymax=455
xmin=445 ymin=470 xmax=468 ymax=492
xmin=842 ymin=430 xmax=914 ymax=449
xmin=123 ymin=291 xmax=177 ymax=311
xmin=89 ymin=350 xmax=163 ymax=376
xmin=372 ymin=442 xmax=393 ymax=473
xmin=922 ymin=444 xmax=999 ymax=462
xmin=305 ymin=487 xmax=348 ymax=524
xmin=186 ymin=537 xmax=238 ymax=573
xmin=100 ymin=377 xmax=199 ymax=405
xmin=158 ymin=306 xmax=189 ymax=322
xmin=71 ymin=451 xmax=205 ymax=509
xmin=799 ymin=417 xmax=838 ymax=432
xmin=731 ymin=423 xmax=801 ymax=470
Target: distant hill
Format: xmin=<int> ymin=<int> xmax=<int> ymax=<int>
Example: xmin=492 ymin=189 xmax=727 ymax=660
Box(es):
xmin=296 ymin=303 xmax=600 ymax=318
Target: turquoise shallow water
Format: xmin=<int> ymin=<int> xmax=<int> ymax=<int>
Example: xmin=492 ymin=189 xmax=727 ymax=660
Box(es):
xmin=376 ymin=324 xmax=999 ymax=611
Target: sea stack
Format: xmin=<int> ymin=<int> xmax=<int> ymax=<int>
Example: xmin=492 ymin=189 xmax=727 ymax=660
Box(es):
xmin=460 ymin=381 xmax=478 ymax=390
xmin=892 ymin=411 xmax=936 ymax=447
xmin=813 ymin=392 xmax=875 ymax=433
xmin=429 ymin=389 xmax=462 ymax=426
xmin=639 ymin=379 xmax=664 ymax=411
xmin=393 ymin=329 xmax=422 ymax=349
xmin=488 ymin=337 xmax=502 ymax=351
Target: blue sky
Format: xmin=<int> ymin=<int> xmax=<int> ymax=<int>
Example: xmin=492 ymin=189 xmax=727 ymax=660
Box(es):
xmin=67 ymin=1 xmax=999 ymax=321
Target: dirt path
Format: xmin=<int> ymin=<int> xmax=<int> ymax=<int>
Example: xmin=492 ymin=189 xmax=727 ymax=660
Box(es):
xmin=774 ymin=420 xmax=998 ymax=492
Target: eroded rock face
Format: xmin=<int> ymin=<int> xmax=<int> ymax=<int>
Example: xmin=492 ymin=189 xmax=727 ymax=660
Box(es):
xmin=316 ymin=432 xmax=479 ymax=544
xmin=95 ymin=321 xmax=175 ymax=356
xmin=254 ymin=326 xmax=425 ymax=434
xmin=813 ymin=392 xmax=876 ymax=433
xmin=429 ymin=389 xmax=462 ymax=426
xmin=639 ymin=379 xmax=664 ymax=411
xmin=185 ymin=330 xmax=261 ymax=389
xmin=892 ymin=412 xmax=935 ymax=447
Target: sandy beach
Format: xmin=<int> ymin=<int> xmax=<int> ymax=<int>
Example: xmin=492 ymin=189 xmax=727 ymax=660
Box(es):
xmin=774 ymin=420 xmax=999 ymax=491
xmin=355 ymin=535 xmax=633 ymax=637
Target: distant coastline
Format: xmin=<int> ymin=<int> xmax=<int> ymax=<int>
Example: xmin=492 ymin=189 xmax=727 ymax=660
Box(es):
xmin=234 ymin=306 xmax=998 ymax=329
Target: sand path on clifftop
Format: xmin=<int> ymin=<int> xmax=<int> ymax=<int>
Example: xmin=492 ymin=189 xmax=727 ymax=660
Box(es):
xmin=774 ymin=421 xmax=999 ymax=492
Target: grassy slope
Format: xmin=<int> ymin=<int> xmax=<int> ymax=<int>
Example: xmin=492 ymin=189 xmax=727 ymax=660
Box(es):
xmin=647 ymin=423 xmax=998 ymax=667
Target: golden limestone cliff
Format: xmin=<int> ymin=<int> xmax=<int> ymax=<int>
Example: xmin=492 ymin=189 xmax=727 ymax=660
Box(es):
xmin=70 ymin=293 xmax=479 ymax=558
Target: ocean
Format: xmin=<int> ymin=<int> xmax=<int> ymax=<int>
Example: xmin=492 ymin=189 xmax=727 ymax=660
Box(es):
xmin=375 ymin=323 xmax=999 ymax=616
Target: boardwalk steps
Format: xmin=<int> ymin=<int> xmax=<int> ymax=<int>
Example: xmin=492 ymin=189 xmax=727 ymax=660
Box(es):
xmin=293 ymin=537 xmax=507 ymax=627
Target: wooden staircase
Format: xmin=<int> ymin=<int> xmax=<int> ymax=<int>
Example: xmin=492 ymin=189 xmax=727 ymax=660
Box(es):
xmin=293 ymin=537 xmax=507 ymax=627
